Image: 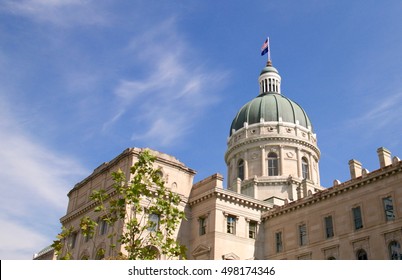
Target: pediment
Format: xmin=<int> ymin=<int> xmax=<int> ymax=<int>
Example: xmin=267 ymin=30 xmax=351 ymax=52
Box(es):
xmin=192 ymin=244 xmax=211 ymax=257
xmin=222 ymin=252 xmax=240 ymax=260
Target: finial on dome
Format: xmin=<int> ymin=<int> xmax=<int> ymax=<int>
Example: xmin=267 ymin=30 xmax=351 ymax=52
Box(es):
xmin=266 ymin=60 xmax=273 ymax=67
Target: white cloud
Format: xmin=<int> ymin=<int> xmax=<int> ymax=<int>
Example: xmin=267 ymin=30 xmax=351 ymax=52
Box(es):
xmin=2 ymin=0 xmax=108 ymax=26
xmin=349 ymin=91 xmax=402 ymax=131
xmin=0 ymin=215 xmax=49 ymax=260
xmin=0 ymin=95 xmax=88 ymax=259
xmin=107 ymin=19 xmax=227 ymax=147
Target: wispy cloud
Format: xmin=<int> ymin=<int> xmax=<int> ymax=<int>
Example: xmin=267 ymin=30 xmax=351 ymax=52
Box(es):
xmin=106 ymin=19 xmax=228 ymax=147
xmin=1 ymin=0 xmax=108 ymax=26
xmin=0 ymin=95 xmax=88 ymax=259
xmin=349 ymin=91 xmax=402 ymax=131
xmin=0 ymin=214 xmax=48 ymax=259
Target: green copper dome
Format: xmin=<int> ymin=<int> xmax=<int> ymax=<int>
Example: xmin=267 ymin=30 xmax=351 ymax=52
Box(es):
xmin=229 ymin=92 xmax=313 ymax=136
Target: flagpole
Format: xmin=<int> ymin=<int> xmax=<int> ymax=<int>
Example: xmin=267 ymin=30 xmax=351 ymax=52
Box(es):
xmin=267 ymin=37 xmax=271 ymax=65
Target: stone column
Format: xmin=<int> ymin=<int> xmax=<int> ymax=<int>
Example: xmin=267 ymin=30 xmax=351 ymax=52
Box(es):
xmin=261 ymin=146 xmax=266 ymax=176
xmin=279 ymin=145 xmax=284 ymax=176
xmin=296 ymin=148 xmax=301 ymax=178
xmin=244 ymin=150 xmax=249 ymax=180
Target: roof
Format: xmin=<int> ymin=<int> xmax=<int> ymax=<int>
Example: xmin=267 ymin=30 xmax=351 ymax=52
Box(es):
xmin=229 ymin=92 xmax=313 ymax=136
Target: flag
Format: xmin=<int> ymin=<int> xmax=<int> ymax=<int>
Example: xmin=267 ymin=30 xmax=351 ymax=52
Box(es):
xmin=261 ymin=38 xmax=269 ymax=56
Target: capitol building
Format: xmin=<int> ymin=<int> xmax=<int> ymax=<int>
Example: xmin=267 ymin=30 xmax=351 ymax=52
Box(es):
xmin=35 ymin=58 xmax=402 ymax=260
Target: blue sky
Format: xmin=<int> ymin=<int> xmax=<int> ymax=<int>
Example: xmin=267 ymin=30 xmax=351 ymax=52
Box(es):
xmin=1 ymin=0 xmax=402 ymax=259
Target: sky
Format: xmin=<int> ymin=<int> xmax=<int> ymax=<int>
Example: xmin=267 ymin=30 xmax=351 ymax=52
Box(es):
xmin=1 ymin=0 xmax=402 ymax=260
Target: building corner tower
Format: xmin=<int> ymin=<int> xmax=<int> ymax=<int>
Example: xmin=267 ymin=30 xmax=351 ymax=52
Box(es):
xmin=225 ymin=61 xmax=323 ymax=205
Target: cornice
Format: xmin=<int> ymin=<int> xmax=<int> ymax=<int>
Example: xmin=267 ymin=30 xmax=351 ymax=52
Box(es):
xmin=225 ymin=136 xmax=320 ymax=162
xmin=262 ymin=161 xmax=402 ymax=220
xmin=69 ymin=147 xmax=196 ymax=196
xmin=189 ymin=188 xmax=272 ymax=211
xmin=61 ymin=187 xmax=190 ymax=224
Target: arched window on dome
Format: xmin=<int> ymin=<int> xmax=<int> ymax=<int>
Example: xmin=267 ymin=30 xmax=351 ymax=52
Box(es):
xmin=267 ymin=152 xmax=279 ymax=176
xmin=237 ymin=159 xmax=245 ymax=181
xmin=389 ymin=241 xmax=402 ymax=260
xmin=302 ymin=157 xmax=309 ymax=180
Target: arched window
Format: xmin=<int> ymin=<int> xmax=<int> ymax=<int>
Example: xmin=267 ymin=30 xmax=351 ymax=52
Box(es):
xmin=267 ymin=152 xmax=279 ymax=176
xmin=148 ymin=213 xmax=160 ymax=232
xmin=302 ymin=157 xmax=309 ymax=180
xmin=95 ymin=248 xmax=105 ymax=260
xmin=356 ymin=249 xmax=368 ymax=260
xmin=389 ymin=241 xmax=402 ymax=260
xmin=237 ymin=160 xmax=244 ymax=180
xmin=147 ymin=245 xmax=161 ymax=260
xmin=155 ymin=170 xmax=163 ymax=181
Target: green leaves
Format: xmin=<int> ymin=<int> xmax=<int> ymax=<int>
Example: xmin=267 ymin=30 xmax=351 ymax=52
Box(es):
xmin=52 ymin=149 xmax=187 ymax=260
xmin=51 ymin=226 xmax=75 ymax=260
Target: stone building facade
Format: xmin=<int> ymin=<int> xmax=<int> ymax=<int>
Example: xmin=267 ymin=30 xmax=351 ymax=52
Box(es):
xmin=34 ymin=59 xmax=402 ymax=260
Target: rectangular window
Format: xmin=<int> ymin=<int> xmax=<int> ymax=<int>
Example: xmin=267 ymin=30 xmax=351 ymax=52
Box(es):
xmin=70 ymin=232 xmax=77 ymax=249
xmin=84 ymin=232 xmax=91 ymax=243
xmin=100 ymin=220 xmax=108 ymax=235
xmin=249 ymin=221 xmax=257 ymax=239
xmin=352 ymin=206 xmax=363 ymax=230
xmin=227 ymin=215 xmax=236 ymax=235
xmin=383 ymin=197 xmax=395 ymax=221
xmin=299 ymin=224 xmax=307 ymax=246
xmin=148 ymin=213 xmax=160 ymax=232
xmin=199 ymin=217 xmax=206 ymax=236
xmin=324 ymin=216 xmax=334 ymax=238
xmin=275 ymin=231 xmax=283 ymax=253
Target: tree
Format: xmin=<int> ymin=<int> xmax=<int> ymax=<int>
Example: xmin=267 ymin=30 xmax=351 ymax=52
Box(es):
xmin=52 ymin=149 xmax=187 ymax=260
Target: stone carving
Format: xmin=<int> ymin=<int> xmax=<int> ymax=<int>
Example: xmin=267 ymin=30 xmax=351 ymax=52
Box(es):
xmin=286 ymin=152 xmax=294 ymax=158
xmin=251 ymin=153 xmax=259 ymax=159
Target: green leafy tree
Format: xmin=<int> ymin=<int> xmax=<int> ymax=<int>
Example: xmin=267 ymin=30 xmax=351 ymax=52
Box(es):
xmin=52 ymin=149 xmax=187 ymax=260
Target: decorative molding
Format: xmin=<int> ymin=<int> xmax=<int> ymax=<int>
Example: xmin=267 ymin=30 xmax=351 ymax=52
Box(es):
xmin=225 ymin=136 xmax=320 ymax=163
xmin=262 ymin=162 xmax=402 ymax=220
xmin=222 ymin=252 xmax=240 ymax=260
xmin=286 ymin=152 xmax=294 ymax=159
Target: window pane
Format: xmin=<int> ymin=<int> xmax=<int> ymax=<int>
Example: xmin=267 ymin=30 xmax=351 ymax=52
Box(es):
xmin=199 ymin=218 xmax=206 ymax=236
xmin=356 ymin=249 xmax=368 ymax=260
xmin=352 ymin=207 xmax=363 ymax=230
xmin=227 ymin=216 xmax=236 ymax=234
xmin=70 ymin=232 xmax=77 ymax=248
xmin=100 ymin=220 xmax=108 ymax=235
xmin=383 ymin=197 xmax=395 ymax=221
xmin=389 ymin=241 xmax=402 ymax=260
xmin=249 ymin=221 xmax=257 ymax=239
xmin=299 ymin=224 xmax=307 ymax=246
xmin=148 ymin=213 xmax=159 ymax=232
xmin=302 ymin=158 xmax=309 ymax=180
xmin=275 ymin=232 xmax=283 ymax=253
xmin=325 ymin=216 xmax=334 ymax=238
xmin=268 ymin=152 xmax=279 ymax=176
xmin=238 ymin=160 xmax=244 ymax=181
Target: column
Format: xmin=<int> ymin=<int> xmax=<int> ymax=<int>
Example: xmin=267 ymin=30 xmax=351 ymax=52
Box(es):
xmin=279 ymin=145 xmax=284 ymax=176
xmin=261 ymin=146 xmax=266 ymax=176
xmin=244 ymin=150 xmax=249 ymax=179
xmin=296 ymin=148 xmax=301 ymax=178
